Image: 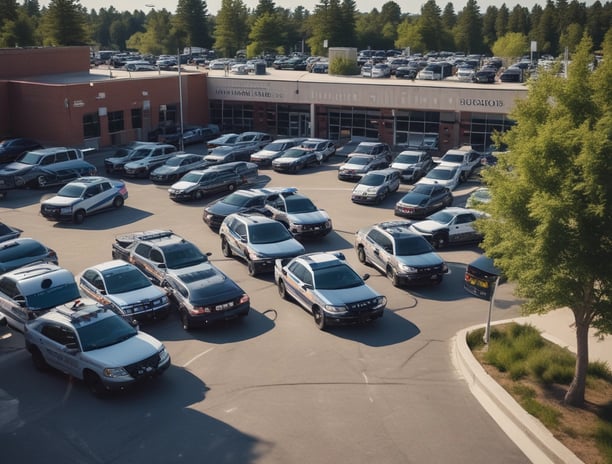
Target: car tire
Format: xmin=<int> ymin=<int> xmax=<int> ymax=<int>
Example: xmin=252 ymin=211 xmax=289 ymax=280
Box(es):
xmin=73 ymin=210 xmax=86 ymax=224
xmin=181 ymin=310 xmax=192 ymax=331
xmin=432 ymin=233 xmax=447 ymax=249
xmin=37 ymin=175 xmax=48 ymax=188
xmin=357 ymin=246 xmax=368 ymax=265
xmin=313 ymin=306 xmax=327 ymax=330
xmin=84 ymin=371 xmax=107 ymax=397
xmin=192 ymin=190 xmax=203 ymax=201
xmin=278 ymin=279 xmax=290 ymax=300
xmin=228 ymin=183 xmax=236 ymax=192
xmin=221 ymin=237 xmax=232 ymax=257
xmin=247 ymin=259 xmax=257 ymax=276
xmin=30 ymin=347 xmax=48 ymax=371
xmin=387 ymin=266 xmax=400 ymax=287
xmin=113 ymin=196 xmax=124 ymax=208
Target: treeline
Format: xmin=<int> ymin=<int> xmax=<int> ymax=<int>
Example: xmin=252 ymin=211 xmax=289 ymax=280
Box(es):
xmin=0 ymin=0 xmax=610 ymax=59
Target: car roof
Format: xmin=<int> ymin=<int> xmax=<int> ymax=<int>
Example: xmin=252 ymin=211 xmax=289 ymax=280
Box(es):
xmin=44 ymin=298 xmax=116 ymax=326
xmin=232 ymin=213 xmax=278 ymax=225
xmin=26 ymin=147 xmax=78 ymax=155
xmin=63 ymin=176 xmax=111 ymax=187
xmin=235 ymin=187 xmax=297 ymax=198
xmin=0 ymin=237 xmax=46 ymax=252
xmin=439 ymin=206 xmax=478 ymax=215
xmin=86 ymin=259 xmax=135 ymax=273
xmin=1 ymin=262 xmax=67 ymax=281
xmin=372 ymin=221 xmax=423 ymax=237
xmin=364 ymin=168 xmax=397 ymax=176
xmin=295 ymin=252 xmax=347 ymax=270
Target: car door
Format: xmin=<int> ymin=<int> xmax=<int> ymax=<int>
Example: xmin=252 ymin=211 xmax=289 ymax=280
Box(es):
xmin=82 ymin=183 xmax=103 ymax=213
xmin=225 ymin=218 xmax=248 ymax=259
xmin=283 ymin=261 xmax=313 ymax=309
xmin=387 ymin=171 xmax=401 ymax=192
xmin=0 ymin=277 xmax=27 ymax=330
xmin=364 ymin=229 xmax=388 ymax=273
xmin=39 ymin=322 xmax=81 ymax=377
xmin=449 ymin=213 xmax=478 ymax=243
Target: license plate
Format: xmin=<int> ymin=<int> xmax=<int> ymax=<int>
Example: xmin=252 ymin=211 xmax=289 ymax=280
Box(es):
xmin=215 ymin=301 xmax=235 ymax=311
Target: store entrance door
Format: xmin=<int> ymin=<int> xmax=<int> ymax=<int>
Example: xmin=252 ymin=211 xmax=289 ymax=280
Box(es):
xmin=288 ymin=113 xmax=310 ymax=137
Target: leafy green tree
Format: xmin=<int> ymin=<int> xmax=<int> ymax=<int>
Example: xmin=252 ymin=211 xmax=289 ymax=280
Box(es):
xmin=395 ymin=17 xmax=424 ymax=53
xmin=0 ymin=9 xmax=36 ymax=47
xmin=22 ymin=0 xmax=41 ymax=18
xmin=479 ymin=32 xmax=612 ymax=407
xmin=559 ymin=23 xmax=584 ymax=53
xmin=339 ymin=0 xmax=357 ymax=48
xmin=247 ymin=12 xmax=285 ymax=57
xmin=254 ymin=0 xmax=275 ymax=17
xmin=491 ymin=32 xmax=529 ymax=62
xmin=453 ymin=0 xmax=484 ymax=54
xmin=129 ymin=9 xmax=173 ymax=55
xmin=508 ymin=5 xmax=530 ymax=35
xmin=532 ymin=0 xmax=557 ymax=55
xmin=419 ymin=0 xmax=445 ymax=52
xmin=307 ymin=0 xmax=346 ymax=55
xmin=441 ymin=3 xmax=456 ymax=30
xmin=174 ymin=0 xmax=212 ymax=49
xmin=494 ymin=3 xmax=509 ymax=39
xmin=0 ymin=0 xmax=18 ymax=26
xmin=39 ymin=0 xmax=88 ymax=46
xmin=214 ymin=0 xmax=249 ymax=57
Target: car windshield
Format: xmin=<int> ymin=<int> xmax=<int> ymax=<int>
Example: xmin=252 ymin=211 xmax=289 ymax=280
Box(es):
xmin=249 ymin=222 xmax=292 ymax=244
xmin=313 ymin=263 xmax=364 ymax=290
xmin=57 ymin=184 xmax=86 ymax=198
xmin=181 ymin=172 xmax=203 ymax=183
xmin=427 ymin=211 xmax=454 ymax=224
xmin=129 ymin=149 xmax=149 ymax=160
xmin=16 ymin=152 xmax=43 ymax=165
xmin=286 ymin=197 xmax=317 ymax=213
xmin=281 ymin=149 xmax=306 ymax=159
xmin=442 ymin=154 xmax=464 ymax=163
xmin=395 ymin=236 xmax=433 ymax=255
xmin=211 ymin=146 xmax=232 ymax=155
xmin=359 ymin=174 xmax=384 ymax=186
xmin=220 ymin=192 xmax=255 ymax=207
xmin=427 ymin=168 xmax=455 ymax=180
xmin=162 ymin=242 xmax=208 ymax=269
xmin=301 ymin=142 xmax=319 ymax=150
xmin=102 ymin=266 xmax=152 ymax=293
xmin=395 ymin=154 xmax=420 ymax=164
xmin=353 ymin=145 xmax=376 ymax=155
xmin=263 ymin=142 xmax=285 ymax=151
xmin=76 ymin=314 xmax=137 ymax=351
xmin=346 ymin=156 xmax=370 ymax=166
xmin=412 ymin=184 xmax=435 ymax=195
xmin=25 ymin=283 xmax=81 ymax=311
xmin=165 ymin=157 xmax=184 ymax=167
xmin=237 ymin=134 xmax=257 ymax=142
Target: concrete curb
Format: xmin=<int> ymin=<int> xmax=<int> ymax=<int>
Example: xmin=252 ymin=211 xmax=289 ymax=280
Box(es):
xmin=452 ymin=320 xmax=584 ymax=464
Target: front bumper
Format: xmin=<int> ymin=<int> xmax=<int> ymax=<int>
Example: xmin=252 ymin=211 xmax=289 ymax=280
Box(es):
xmin=101 ymin=352 xmax=171 ymax=391
xmin=338 ymin=171 xmax=364 ymax=182
xmin=169 ymin=190 xmax=195 ymax=201
xmin=323 ymin=308 xmax=385 ymax=326
xmin=351 ymin=193 xmax=382 ymax=205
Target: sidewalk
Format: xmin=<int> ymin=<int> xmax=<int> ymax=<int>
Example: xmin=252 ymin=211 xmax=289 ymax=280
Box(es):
xmin=453 ymin=307 xmax=612 ymax=464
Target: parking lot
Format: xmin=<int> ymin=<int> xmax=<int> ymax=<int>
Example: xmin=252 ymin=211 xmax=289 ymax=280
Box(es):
xmin=0 ymin=147 xmax=529 ymax=463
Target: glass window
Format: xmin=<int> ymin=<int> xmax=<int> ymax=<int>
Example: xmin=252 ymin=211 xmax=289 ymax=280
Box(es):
xmin=83 ymin=113 xmax=101 ymax=138
xmin=131 ymin=108 xmax=142 ymax=129
xmin=108 ymin=110 xmax=125 ymax=133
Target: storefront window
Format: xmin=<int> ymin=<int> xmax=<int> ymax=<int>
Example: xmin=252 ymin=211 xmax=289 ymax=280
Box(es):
xmin=328 ymin=107 xmax=379 ymax=140
xmin=469 ymin=113 xmax=515 ymax=152
xmin=83 ymin=113 xmax=100 ymax=138
xmin=108 ymin=110 xmax=124 ymax=133
xmin=394 ymin=111 xmax=439 ymax=150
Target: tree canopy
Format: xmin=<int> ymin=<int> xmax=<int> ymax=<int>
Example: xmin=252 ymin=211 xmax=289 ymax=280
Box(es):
xmin=479 ymin=31 xmax=612 ymax=407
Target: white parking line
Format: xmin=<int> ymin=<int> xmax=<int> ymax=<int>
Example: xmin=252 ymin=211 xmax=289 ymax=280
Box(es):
xmin=182 ymin=347 xmax=215 ymax=368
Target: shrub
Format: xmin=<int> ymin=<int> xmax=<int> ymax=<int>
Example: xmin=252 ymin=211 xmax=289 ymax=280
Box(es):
xmin=588 ymin=361 xmax=612 ymax=382
xmin=466 ymin=327 xmax=486 ymax=349
xmin=329 ymin=57 xmax=360 ymax=76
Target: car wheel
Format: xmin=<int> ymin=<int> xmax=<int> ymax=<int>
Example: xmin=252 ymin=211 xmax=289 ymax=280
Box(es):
xmin=221 ymin=238 xmax=232 ymax=257
xmin=37 ymin=175 xmax=48 ymax=188
xmin=84 ymin=371 xmax=107 ymax=397
xmin=247 ymin=259 xmax=257 ymax=276
xmin=73 ymin=210 xmax=86 ymax=224
xmin=181 ymin=310 xmax=192 ymax=331
xmin=387 ymin=266 xmax=400 ymax=287
xmin=292 ymin=164 xmax=299 ymax=173
xmin=357 ymin=246 xmax=368 ymax=265
xmin=192 ymin=190 xmax=203 ymax=201
xmin=313 ymin=306 xmax=327 ymax=330
xmin=228 ymin=183 xmax=236 ymax=192
xmin=278 ymin=279 xmax=290 ymax=300
xmin=30 ymin=347 xmax=48 ymax=371
xmin=432 ymin=233 xmax=447 ymax=249
xmin=113 ymin=196 xmax=124 ymax=208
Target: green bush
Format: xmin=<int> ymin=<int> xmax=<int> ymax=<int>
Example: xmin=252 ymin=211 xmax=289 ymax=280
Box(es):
xmin=466 ymin=327 xmax=486 ymax=349
xmin=588 ymin=361 xmax=612 ymax=382
xmin=329 ymin=57 xmax=360 ymax=76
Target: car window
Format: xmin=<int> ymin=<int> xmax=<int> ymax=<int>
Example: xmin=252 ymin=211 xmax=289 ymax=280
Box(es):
xmin=456 ymin=214 xmax=476 ymax=224
xmin=41 ymin=323 xmax=78 ymax=347
xmin=134 ymin=242 xmax=152 ymax=258
xmin=149 ymin=249 xmax=164 ymax=263
xmin=55 ymin=151 xmax=68 ymax=162
xmin=0 ymin=277 xmax=19 ymax=298
xmin=100 ymin=182 xmax=111 ymax=192
xmin=291 ymin=262 xmax=313 ymax=285
xmin=234 ymin=222 xmax=247 ymax=238
xmin=40 ymin=155 xmax=55 ymax=165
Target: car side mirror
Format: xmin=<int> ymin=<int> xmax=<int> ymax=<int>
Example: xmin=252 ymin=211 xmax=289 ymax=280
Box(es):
xmin=63 ymin=343 xmax=79 ymax=353
xmin=363 ymin=273 xmax=371 ymax=281
xmin=157 ymin=263 xmax=166 ymax=269
xmin=301 ymin=283 xmax=313 ymax=291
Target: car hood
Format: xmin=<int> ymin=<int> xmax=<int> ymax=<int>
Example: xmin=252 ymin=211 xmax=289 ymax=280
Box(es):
xmin=107 ymin=285 xmax=166 ymax=308
xmin=251 ymin=150 xmax=279 ymax=159
xmin=397 ymin=193 xmax=428 ymax=206
xmin=124 ymin=160 xmax=148 ymax=168
xmin=288 ymin=211 xmax=329 ymax=224
xmin=84 ymin=332 xmax=162 ymax=365
xmin=0 ymin=162 xmax=33 ymax=174
xmin=252 ymin=240 xmax=304 ymax=257
xmin=152 ymin=165 xmax=180 ymax=175
xmin=41 ymin=196 xmax=80 ymax=207
xmin=391 ymin=162 xmax=417 ymax=170
xmin=169 ymin=180 xmax=197 ymax=191
xmin=273 ymin=157 xmax=299 ymax=166
xmin=396 ymin=252 xmax=443 ymax=267
xmin=105 ymin=156 xmax=129 ymax=164
xmin=340 ymin=162 xmax=367 ymax=171
xmin=410 ymin=220 xmax=444 ymax=234
xmin=352 ymin=183 xmax=381 ymax=194
xmin=438 ymin=160 xmax=462 ymax=168
xmin=207 ymin=202 xmax=245 ymax=216
xmin=315 ymin=285 xmax=379 ymax=306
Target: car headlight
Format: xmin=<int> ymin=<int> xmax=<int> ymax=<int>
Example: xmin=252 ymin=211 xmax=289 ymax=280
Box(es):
xmin=324 ymin=304 xmax=347 ymax=313
xmin=60 ymin=206 xmax=73 ymax=214
xmin=398 ymin=263 xmax=418 ymax=273
xmin=366 ymin=187 xmax=378 ymax=194
xmin=158 ymin=347 xmax=170 ymax=365
xmin=373 ymin=296 xmax=387 ymax=309
xmin=248 ymin=249 xmax=268 ymax=260
xmin=103 ymin=366 xmax=130 ymax=378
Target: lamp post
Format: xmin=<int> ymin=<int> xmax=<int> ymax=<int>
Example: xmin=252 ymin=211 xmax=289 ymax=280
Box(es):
xmin=177 ymin=48 xmax=185 ymax=152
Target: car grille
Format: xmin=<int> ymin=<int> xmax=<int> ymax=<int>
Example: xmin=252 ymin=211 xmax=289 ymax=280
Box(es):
xmin=416 ymin=263 xmax=445 ymax=274
xmin=124 ymin=352 xmax=161 ymax=378
xmin=301 ymin=221 xmax=328 ymax=231
xmin=41 ymin=204 xmax=61 ymax=214
xmin=123 ymin=299 xmax=164 ymax=315
xmin=346 ymin=297 xmax=380 ymax=313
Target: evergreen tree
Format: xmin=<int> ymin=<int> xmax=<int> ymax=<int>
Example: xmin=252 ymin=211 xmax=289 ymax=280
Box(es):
xmin=482 ymin=6 xmax=499 ymax=48
xmin=247 ymin=12 xmax=284 ymax=56
xmin=453 ymin=0 xmax=484 ymax=54
xmin=40 ymin=0 xmax=88 ymax=46
xmin=174 ymin=0 xmax=212 ymax=49
xmin=254 ymin=0 xmax=275 ymax=17
xmin=214 ymin=0 xmax=249 ymax=57
xmin=480 ymin=32 xmax=612 ymax=407
xmin=495 ymin=3 xmax=509 ymax=39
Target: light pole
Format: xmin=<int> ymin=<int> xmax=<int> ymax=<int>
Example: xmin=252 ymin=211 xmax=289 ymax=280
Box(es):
xmin=177 ymin=48 xmax=185 ymax=152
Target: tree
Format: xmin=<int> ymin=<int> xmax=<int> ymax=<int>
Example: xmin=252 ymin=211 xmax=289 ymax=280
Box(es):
xmin=0 ymin=9 xmax=36 ymax=47
xmin=174 ymin=0 xmax=212 ymax=49
xmin=214 ymin=0 xmax=249 ymax=57
xmin=479 ymin=32 xmax=612 ymax=407
xmin=491 ymin=32 xmax=529 ymax=62
xmin=395 ymin=17 xmax=424 ymax=53
xmin=482 ymin=5 xmax=499 ymax=48
xmin=453 ymin=0 xmax=484 ymax=54
xmin=39 ymin=0 xmax=88 ymax=46
xmin=247 ymin=12 xmax=285 ymax=57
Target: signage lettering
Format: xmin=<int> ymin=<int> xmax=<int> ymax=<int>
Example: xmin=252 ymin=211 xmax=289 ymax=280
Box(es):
xmin=215 ymin=87 xmax=284 ymax=99
xmin=459 ymin=98 xmax=504 ymax=108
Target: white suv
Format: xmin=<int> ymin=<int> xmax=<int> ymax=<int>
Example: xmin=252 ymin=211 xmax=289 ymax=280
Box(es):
xmin=24 ymin=298 xmax=171 ymax=396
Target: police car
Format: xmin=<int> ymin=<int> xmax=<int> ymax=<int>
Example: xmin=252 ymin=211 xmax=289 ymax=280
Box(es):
xmin=24 ymin=299 xmax=170 ymax=396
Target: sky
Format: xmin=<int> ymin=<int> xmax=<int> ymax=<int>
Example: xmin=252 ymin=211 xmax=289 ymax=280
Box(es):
xmin=38 ymin=0 xmax=590 ymax=16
